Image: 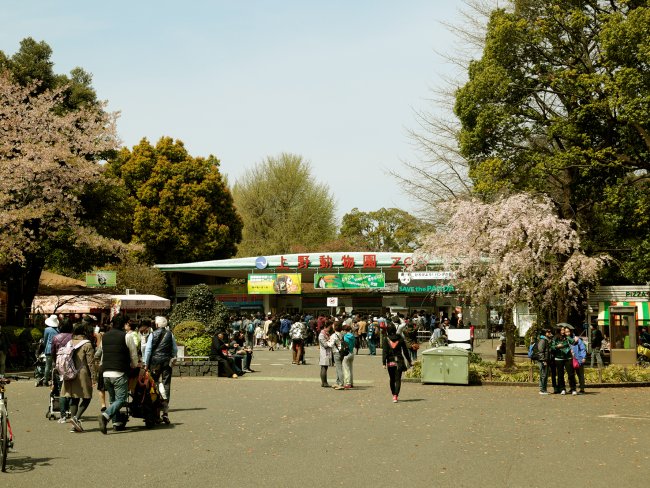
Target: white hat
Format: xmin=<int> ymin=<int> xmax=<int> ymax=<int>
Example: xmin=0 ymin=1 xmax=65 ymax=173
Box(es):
xmin=154 ymin=316 xmax=168 ymax=328
xmin=45 ymin=315 xmax=59 ymax=328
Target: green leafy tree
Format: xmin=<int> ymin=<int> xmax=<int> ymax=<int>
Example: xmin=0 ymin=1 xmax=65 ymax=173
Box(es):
xmin=168 ymin=284 xmax=230 ymax=336
xmin=108 ymin=137 xmax=242 ymax=264
xmin=339 ymin=208 xmax=430 ymax=252
xmin=453 ymin=0 xmax=650 ymax=282
xmin=232 ymin=153 xmax=337 ymax=256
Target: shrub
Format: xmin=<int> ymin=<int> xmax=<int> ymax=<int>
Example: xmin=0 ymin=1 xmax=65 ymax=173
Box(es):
xmin=183 ymin=336 xmax=212 ymax=357
xmin=169 ymin=284 xmax=230 ymax=335
xmin=174 ymin=321 xmax=207 ymax=343
xmin=406 ymin=360 xmax=421 ymax=379
xmin=30 ymin=327 xmax=43 ymax=341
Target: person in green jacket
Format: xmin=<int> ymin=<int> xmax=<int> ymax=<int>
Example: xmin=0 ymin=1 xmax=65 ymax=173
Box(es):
xmin=552 ymin=326 xmax=575 ymax=395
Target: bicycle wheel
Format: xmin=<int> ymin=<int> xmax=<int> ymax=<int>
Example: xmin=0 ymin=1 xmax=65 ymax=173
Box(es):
xmin=1 ymin=407 xmax=7 ymax=472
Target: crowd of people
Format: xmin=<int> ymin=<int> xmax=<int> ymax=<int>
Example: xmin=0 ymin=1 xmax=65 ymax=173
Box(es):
xmin=219 ymin=311 xmax=428 ymax=402
xmin=40 ymin=312 xmax=177 ymax=434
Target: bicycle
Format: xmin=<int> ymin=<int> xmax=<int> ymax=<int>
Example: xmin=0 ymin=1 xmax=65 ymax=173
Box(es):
xmin=0 ymin=375 xmax=29 ymax=472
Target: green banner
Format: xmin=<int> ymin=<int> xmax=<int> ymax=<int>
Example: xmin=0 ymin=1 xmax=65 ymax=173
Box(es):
xmin=398 ymin=283 xmax=456 ymax=294
xmin=86 ymin=270 xmax=116 ymax=288
xmin=247 ymin=274 xmax=302 ymax=294
xmin=314 ymin=273 xmax=385 ymax=289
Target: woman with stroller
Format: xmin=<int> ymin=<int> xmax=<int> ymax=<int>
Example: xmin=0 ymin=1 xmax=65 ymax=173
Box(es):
xmin=382 ymin=323 xmax=413 ymax=403
xmin=61 ymin=322 xmax=96 ymax=432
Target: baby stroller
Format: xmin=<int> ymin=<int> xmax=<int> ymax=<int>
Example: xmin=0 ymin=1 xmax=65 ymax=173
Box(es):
xmin=33 ymin=340 xmax=46 ymax=387
xmin=126 ymin=369 xmax=162 ymax=429
xmin=45 ymin=370 xmax=61 ymax=420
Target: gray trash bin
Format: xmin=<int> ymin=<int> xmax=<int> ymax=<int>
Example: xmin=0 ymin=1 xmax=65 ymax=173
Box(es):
xmin=421 ymin=346 xmax=469 ymax=385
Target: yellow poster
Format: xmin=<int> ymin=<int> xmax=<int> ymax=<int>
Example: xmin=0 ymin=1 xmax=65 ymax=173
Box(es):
xmin=247 ymin=274 xmax=302 ymax=294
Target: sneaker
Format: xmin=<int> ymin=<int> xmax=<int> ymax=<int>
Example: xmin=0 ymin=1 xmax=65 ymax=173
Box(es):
xmin=344 ymin=384 xmax=352 ymax=389
xmin=332 ymin=385 xmax=344 ymax=390
xmin=98 ymin=414 xmax=108 ymax=435
xmin=231 ymin=374 xmax=238 ymax=379
xmin=57 ymin=417 xmax=68 ymax=424
xmin=70 ymin=417 xmax=84 ymax=432
xmin=162 ymin=414 xmax=170 ymax=425
xmin=560 ymin=390 xmax=566 ymax=395
xmin=571 ymin=390 xmax=577 ymax=396
xmin=392 ymin=395 xmax=398 ymax=403
xmin=539 ymin=391 xmax=550 ymax=395
xmin=321 ymin=384 xmax=331 ymax=388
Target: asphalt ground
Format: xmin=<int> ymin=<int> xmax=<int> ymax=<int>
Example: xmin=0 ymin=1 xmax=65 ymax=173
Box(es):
xmin=2 ymin=344 xmax=648 ymax=488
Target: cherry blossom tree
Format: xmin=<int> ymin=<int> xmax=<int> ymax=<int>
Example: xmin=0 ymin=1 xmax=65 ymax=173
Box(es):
xmin=0 ymin=74 xmax=122 ymax=324
xmin=415 ymin=193 xmax=607 ymax=367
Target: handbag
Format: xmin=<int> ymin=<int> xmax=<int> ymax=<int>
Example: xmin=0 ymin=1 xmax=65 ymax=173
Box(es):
xmin=572 ymin=357 xmax=580 ymax=369
xmin=411 ymin=343 xmax=420 ymax=351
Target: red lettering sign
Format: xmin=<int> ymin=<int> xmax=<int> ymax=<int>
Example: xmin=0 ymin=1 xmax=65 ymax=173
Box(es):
xmin=319 ymin=255 xmax=333 ymax=269
xmin=297 ymin=255 xmax=310 ymax=269
xmin=277 ymin=255 xmax=289 ymax=270
xmin=363 ymin=254 xmax=377 ymax=268
xmin=391 ymin=256 xmax=402 ymax=268
xmin=342 ymin=255 xmax=355 ymax=269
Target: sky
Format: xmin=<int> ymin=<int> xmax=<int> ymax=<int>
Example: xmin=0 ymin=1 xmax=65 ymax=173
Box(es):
xmin=0 ymin=0 xmax=469 ymax=221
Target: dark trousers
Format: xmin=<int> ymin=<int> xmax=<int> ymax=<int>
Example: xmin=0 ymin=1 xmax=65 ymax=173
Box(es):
xmin=387 ymin=366 xmax=403 ymax=396
xmin=559 ymin=360 xmax=577 ymax=392
xmin=571 ymin=364 xmax=584 ymax=392
xmin=555 ymin=359 xmax=566 ymax=392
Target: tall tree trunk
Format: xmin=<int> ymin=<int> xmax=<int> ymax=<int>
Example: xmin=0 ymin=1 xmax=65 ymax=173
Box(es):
xmin=6 ymin=259 xmax=44 ymax=326
xmin=504 ymin=307 xmax=516 ymax=368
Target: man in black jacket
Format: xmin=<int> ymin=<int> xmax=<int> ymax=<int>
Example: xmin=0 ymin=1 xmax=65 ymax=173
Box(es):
xmin=209 ymin=331 xmax=239 ymax=378
xmin=98 ymin=320 xmax=139 ymax=434
xmin=590 ymin=324 xmax=604 ymax=368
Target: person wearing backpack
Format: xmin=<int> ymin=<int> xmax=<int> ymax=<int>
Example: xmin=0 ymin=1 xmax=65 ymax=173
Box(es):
xmin=382 ymin=323 xmax=412 ymax=403
xmin=143 ymin=316 xmax=177 ymax=424
xmin=60 ymin=322 xmax=97 ymax=432
xmin=534 ymin=329 xmax=552 ymax=395
xmin=51 ymin=320 xmax=73 ymax=421
xmin=342 ymin=324 xmax=356 ymax=389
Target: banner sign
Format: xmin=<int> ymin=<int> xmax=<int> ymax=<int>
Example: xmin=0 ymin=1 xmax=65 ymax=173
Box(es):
xmin=86 ymin=270 xmax=116 ymax=288
xmin=247 ymin=274 xmax=302 ymax=294
xmin=398 ymin=271 xmax=455 ymax=284
xmin=398 ymin=283 xmax=456 ymax=294
xmin=314 ymin=273 xmax=385 ymax=289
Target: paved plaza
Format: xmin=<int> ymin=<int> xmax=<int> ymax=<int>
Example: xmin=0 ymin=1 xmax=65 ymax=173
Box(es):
xmin=3 ymin=344 xmax=648 ymax=487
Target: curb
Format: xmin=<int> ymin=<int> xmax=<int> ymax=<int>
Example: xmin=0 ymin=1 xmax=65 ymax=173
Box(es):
xmin=403 ymin=377 xmax=650 ymax=388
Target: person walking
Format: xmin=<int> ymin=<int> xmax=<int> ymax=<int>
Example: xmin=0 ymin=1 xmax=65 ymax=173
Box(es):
xmin=289 ymin=319 xmax=306 ymax=365
xmin=98 ymin=318 xmax=139 ymax=434
xmin=382 ymin=324 xmax=412 ymax=403
xmin=51 ymin=320 xmax=73 ymax=421
xmin=589 ymin=324 xmax=604 ymax=368
xmin=143 ymin=316 xmax=177 ymax=424
xmin=367 ymin=318 xmax=378 ymax=356
xmin=43 ymin=315 xmax=60 ymax=386
xmin=61 ymin=322 xmax=96 ymax=432
xmin=318 ymin=320 xmax=333 ymax=387
xmin=342 ymin=324 xmax=355 ymax=389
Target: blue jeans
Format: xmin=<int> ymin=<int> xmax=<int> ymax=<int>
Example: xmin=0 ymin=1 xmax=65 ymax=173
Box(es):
xmin=333 ymin=353 xmax=343 ymax=386
xmin=367 ymin=337 xmax=377 ymax=355
xmin=538 ymin=361 xmax=548 ymax=392
xmin=104 ymin=374 xmax=128 ymax=423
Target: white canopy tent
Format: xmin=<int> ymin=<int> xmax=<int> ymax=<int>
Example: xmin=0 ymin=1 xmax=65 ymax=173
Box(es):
xmin=111 ymin=294 xmax=171 ymax=310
